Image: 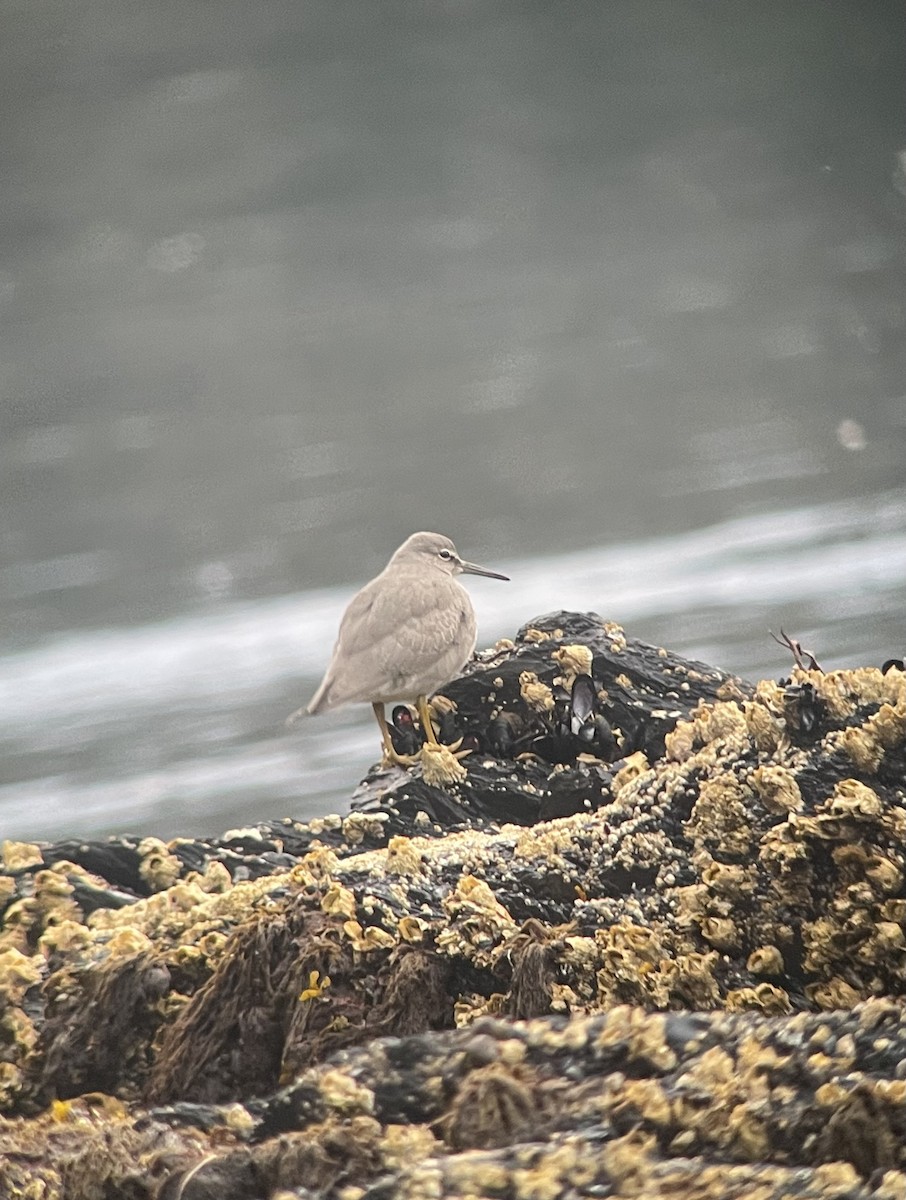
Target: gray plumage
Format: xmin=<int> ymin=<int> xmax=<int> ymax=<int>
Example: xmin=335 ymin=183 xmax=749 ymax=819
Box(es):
xmin=307 ymin=532 xmax=508 ymax=714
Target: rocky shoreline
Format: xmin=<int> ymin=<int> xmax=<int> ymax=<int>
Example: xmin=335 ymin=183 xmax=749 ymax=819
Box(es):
xmin=2 ymin=612 xmax=905 ymax=1198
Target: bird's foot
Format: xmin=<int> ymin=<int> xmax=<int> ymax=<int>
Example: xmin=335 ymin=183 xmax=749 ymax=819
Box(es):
xmin=419 ymin=740 xmax=469 ymax=786
xmin=379 ymin=747 xmax=421 ymax=769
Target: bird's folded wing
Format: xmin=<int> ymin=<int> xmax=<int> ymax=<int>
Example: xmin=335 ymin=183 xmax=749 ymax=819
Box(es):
xmin=334 ymin=578 xmax=469 ymax=675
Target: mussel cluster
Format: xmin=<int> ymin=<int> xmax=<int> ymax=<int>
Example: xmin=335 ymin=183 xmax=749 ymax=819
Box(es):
xmin=388 ymin=673 xmax=616 ymax=766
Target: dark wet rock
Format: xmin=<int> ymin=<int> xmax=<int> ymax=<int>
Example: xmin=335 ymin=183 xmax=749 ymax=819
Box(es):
xmin=350 ymin=609 xmax=752 ymax=829
xmin=2 ymin=612 xmax=906 ymax=1198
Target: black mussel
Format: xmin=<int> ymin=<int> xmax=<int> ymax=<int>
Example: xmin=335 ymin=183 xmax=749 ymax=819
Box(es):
xmin=782 ymin=682 xmax=824 ymax=738
xmin=389 ymin=705 xmax=421 ymax=756
xmin=459 ymin=733 xmax=481 ymax=755
xmin=434 ymin=704 xmax=461 ymax=746
xmin=529 ymin=674 xmax=611 ymax=764
xmin=570 ymin=674 xmax=617 ymax=758
xmin=569 ymin=674 xmax=596 ymax=735
xmin=488 ymin=710 xmax=525 ymax=758
xmin=581 ymin=713 xmax=617 ymax=758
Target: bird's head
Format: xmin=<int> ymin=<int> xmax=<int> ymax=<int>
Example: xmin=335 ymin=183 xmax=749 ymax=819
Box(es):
xmin=391 ymin=532 xmax=509 ymax=581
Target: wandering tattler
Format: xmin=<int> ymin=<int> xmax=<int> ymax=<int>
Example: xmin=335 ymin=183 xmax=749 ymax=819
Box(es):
xmin=305 ymin=532 xmax=508 ymax=779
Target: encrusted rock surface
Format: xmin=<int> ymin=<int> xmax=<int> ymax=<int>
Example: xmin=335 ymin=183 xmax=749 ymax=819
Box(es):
xmin=1 ymin=612 xmax=905 ymax=1198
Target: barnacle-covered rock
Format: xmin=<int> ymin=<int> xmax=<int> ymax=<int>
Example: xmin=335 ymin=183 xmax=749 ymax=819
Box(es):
xmin=2 ymin=614 xmax=906 ymax=1197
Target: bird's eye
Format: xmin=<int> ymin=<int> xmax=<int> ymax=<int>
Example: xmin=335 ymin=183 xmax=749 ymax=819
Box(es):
xmin=438 ymin=548 xmax=452 ymax=560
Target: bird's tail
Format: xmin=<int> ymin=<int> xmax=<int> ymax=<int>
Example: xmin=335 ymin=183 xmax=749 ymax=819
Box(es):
xmin=285 ymin=703 xmax=309 ymax=727
xmin=287 ymin=674 xmax=333 ymax=726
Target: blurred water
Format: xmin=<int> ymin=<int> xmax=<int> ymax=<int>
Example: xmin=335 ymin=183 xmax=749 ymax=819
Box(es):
xmin=2 ymin=1 xmax=905 ymax=839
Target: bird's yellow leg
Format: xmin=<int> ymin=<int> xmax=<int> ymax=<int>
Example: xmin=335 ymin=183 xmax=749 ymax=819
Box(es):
xmin=416 ymin=693 xmax=469 ymax=785
xmin=372 ymin=702 xmax=419 ymax=767
xmin=418 ymin=695 xmax=468 ymax=758
xmin=416 ymin=695 xmax=439 ymax=745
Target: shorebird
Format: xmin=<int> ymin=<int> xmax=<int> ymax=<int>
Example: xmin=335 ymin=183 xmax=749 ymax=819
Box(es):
xmin=304 ymin=532 xmax=508 ymax=779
